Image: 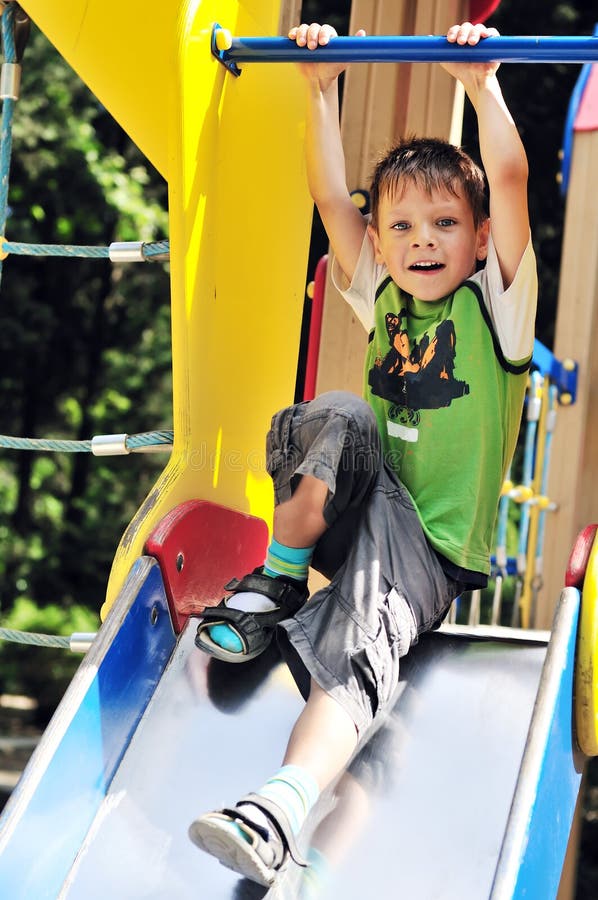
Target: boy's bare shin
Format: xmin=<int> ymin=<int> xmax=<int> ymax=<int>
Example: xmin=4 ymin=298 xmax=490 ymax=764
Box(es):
xmin=273 ymin=474 xmax=329 ymax=547
xmin=283 ymin=680 xmax=359 ymax=790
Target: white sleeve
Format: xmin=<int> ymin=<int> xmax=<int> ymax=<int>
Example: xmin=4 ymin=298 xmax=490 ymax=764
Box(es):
xmin=470 ymin=234 xmax=538 ymax=363
xmin=330 ymin=231 xmax=386 ymax=333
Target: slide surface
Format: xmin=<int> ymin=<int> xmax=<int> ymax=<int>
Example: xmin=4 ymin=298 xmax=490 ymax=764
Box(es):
xmin=0 ymin=557 xmax=583 ymax=899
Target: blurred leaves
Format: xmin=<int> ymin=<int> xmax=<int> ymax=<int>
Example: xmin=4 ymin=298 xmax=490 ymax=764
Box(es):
xmin=0 ymin=24 xmax=171 ymax=617
xmin=0 ymin=597 xmax=99 ymax=722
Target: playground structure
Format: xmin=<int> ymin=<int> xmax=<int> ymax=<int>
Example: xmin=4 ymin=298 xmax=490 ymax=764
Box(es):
xmin=0 ymin=0 xmax=597 ymax=897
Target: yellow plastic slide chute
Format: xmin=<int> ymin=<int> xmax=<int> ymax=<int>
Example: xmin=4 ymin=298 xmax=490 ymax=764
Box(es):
xmin=19 ymin=1 xmax=313 ymax=614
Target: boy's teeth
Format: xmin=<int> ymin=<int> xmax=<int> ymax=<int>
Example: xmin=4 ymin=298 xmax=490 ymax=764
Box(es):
xmin=411 ymin=262 xmax=442 ymax=270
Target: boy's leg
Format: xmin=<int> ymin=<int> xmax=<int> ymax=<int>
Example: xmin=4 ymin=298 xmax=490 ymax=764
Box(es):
xmin=189 ymin=679 xmax=358 ymax=887
xmin=282 ymin=680 xmax=358 ymax=785
xmin=190 ymin=393 xmax=383 ymax=880
xmin=196 ymin=391 xmax=381 ymax=661
xmin=203 ymin=475 xmax=328 ymax=653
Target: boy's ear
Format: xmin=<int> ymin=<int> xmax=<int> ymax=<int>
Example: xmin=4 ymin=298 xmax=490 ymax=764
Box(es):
xmin=476 ymin=217 xmax=490 ymax=261
xmin=367 ymin=223 xmax=385 ymax=264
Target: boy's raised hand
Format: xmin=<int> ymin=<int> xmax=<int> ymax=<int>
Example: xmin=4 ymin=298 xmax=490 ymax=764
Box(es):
xmin=442 ymin=22 xmax=500 ymax=83
xmin=288 ymin=23 xmax=366 ymax=89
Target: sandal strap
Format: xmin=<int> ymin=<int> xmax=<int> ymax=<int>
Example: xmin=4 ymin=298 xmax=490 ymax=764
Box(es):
xmin=199 ymin=603 xmax=298 ymax=636
xmin=224 ymin=571 xmax=307 ymax=615
xmin=195 ymin=571 xmax=308 ymax=662
xmin=236 ymin=793 xmax=310 ymax=868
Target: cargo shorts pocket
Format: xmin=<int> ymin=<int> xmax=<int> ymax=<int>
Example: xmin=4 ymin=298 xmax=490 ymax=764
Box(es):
xmin=363 ymin=588 xmax=417 ymax=715
xmin=266 ymin=404 xmax=306 ymax=493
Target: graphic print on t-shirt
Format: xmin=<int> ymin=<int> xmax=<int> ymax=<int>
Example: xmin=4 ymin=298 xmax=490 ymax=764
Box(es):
xmin=368 ymin=307 xmax=470 ymax=414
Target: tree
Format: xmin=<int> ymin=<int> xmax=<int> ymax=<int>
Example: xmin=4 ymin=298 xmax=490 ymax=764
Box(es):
xmin=0 ymin=23 xmax=171 ymax=614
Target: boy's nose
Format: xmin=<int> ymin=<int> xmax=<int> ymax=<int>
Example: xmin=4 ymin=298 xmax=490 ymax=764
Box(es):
xmin=411 ymin=226 xmax=435 ymax=247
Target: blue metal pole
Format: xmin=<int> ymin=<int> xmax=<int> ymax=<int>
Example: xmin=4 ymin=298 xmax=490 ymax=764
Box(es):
xmin=218 ymin=34 xmax=598 ymax=67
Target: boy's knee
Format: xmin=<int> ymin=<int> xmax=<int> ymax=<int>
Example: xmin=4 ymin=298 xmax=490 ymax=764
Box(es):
xmin=310 ymin=391 xmax=378 ymax=441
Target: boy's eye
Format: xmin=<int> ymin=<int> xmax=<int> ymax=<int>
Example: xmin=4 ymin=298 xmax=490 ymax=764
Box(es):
xmin=391 ymin=222 xmax=410 ymax=231
xmin=438 ymin=218 xmax=456 ymax=227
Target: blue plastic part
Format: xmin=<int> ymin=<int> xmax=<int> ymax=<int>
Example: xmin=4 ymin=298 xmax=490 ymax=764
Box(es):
xmin=559 ymin=62 xmax=592 ymax=197
xmin=532 ymin=339 xmax=578 ymax=404
xmin=494 ymin=472 xmax=511 ymax=573
xmin=491 ymin=556 xmax=519 ymax=577
xmin=559 ymin=24 xmax=598 ymax=197
xmin=0 ymin=558 xmax=175 ymax=899
xmin=215 ymin=33 xmax=598 ymax=68
xmin=500 ymin=589 xmax=583 ymax=899
xmin=535 ymin=385 xmax=559 ymax=572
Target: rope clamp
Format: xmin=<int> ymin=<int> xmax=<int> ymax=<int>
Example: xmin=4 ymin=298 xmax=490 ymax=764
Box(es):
xmin=109 ymin=241 xmax=145 ymax=263
xmin=0 ymin=61 xmax=21 ymax=100
xmin=91 ymin=433 xmax=130 ymax=456
xmin=69 ymin=632 xmax=97 ymax=653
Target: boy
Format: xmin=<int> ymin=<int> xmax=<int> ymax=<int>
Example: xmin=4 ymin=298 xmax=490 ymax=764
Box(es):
xmin=190 ymin=20 xmax=537 ymax=889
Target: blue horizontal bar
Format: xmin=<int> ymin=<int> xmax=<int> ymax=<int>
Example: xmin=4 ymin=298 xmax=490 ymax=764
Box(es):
xmin=224 ymin=35 xmax=598 ymax=65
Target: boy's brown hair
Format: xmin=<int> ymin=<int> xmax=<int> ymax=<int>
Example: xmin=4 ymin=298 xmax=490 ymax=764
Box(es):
xmin=369 ymin=137 xmax=488 ymax=230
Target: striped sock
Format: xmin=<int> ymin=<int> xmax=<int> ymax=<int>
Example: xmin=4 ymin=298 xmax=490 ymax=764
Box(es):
xmin=256 ymin=764 xmax=320 ymax=833
xmin=263 ymin=539 xmax=314 ymax=583
xmin=208 ymin=541 xmax=313 ymax=653
xmin=229 ymin=764 xmax=320 ymax=847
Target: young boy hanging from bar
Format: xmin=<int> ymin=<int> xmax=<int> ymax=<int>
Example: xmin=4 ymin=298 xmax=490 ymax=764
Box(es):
xmin=190 ymin=20 xmax=537 ymax=889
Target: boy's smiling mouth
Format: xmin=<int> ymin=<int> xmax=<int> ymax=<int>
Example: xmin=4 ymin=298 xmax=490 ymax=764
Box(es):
xmin=408 ymin=261 xmax=445 ymax=271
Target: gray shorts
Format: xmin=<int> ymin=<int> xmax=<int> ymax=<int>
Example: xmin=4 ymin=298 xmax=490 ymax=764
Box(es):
xmin=269 ymin=391 xmax=457 ymax=735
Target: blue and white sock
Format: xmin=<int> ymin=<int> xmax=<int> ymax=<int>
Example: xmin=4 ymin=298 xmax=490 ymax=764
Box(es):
xmin=233 ymin=764 xmax=320 ymax=844
xmin=208 ymin=541 xmax=314 ymax=653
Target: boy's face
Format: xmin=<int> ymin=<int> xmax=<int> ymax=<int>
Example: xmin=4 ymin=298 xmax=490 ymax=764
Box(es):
xmin=367 ymin=180 xmax=489 ymax=302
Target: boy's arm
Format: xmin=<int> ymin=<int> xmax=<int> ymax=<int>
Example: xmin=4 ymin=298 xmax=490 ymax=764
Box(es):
xmin=290 ymin=23 xmax=368 ymax=283
xmin=443 ymin=23 xmax=530 ymax=290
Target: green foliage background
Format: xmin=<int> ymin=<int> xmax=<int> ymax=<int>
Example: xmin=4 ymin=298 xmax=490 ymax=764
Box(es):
xmin=0 ymin=24 xmax=171 ymax=624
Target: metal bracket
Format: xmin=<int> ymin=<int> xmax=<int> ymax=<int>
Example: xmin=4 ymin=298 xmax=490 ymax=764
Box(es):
xmin=211 ymin=23 xmax=241 ymax=78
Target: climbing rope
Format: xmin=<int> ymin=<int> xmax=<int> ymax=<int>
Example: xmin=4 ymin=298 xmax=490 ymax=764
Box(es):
xmin=0 ymin=2 xmax=20 ymax=293
xmin=0 ymin=430 xmax=174 ymax=454
xmin=0 ymin=7 xmax=172 ymax=655
xmin=0 ymin=238 xmax=170 ymax=261
xmin=0 ymin=3 xmax=168 ymax=282
xmin=0 ymin=627 xmax=96 ymax=652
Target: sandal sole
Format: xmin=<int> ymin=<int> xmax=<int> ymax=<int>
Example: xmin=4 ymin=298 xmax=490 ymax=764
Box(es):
xmin=188 ymin=816 xmax=277 ymax=887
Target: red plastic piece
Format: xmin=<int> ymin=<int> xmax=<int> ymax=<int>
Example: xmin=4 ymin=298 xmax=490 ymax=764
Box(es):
xmin=575 ymin=64 xmax=598 ymax=133
xmin=469 ymin=0 xmax=502 ymax=25
xmin=565 ymin=523 xmax=598 ymax=588
xmin=303 ymin=254 xmax=328 ymax=402
xmin=145 ymin=500 xmax=269 ymax=633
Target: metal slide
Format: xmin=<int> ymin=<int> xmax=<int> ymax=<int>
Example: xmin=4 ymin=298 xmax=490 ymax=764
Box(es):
xmin=0 ymin=556 xmax=583 ymax=899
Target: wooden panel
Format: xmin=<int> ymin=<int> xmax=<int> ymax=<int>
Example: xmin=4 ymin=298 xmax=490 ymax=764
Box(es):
xmin=315 ymin=0 xmax=413 ymax=397
xmin=404 ymin=0 xmax=468 ymax=138
xmin=278 ymin=0 xmax=302 ymax=34
xmin=315 ymin=0 xmax=469 ymax=396
xmin=539 ymin=130 xmax=598 ymax=628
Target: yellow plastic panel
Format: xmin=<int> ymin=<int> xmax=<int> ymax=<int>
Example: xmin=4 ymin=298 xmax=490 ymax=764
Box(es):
xmin=576 ymin=533 xmax=598 ymax=756
xmin=105 ymin=1 xmax=311 ymax=612
xmin=20 ymin=1 xmax=313 ymax=616
xmin=20 ymin=0 xmax=175 ymax=176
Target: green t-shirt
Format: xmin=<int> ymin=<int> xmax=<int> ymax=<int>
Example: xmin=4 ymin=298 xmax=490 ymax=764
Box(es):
xmin=336 ymin=235 xmax=537 ymax=575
